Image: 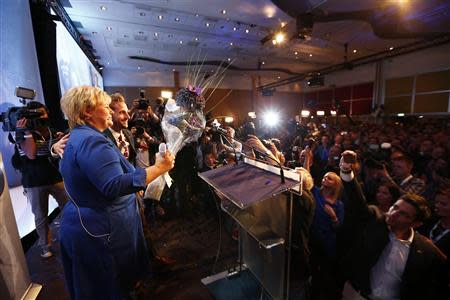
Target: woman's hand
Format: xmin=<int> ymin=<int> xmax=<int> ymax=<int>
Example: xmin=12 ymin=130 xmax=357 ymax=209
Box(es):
xmin=52 ymin=133 xmax=70 ymax=158
xmin=155 ymin=150 xmax=175 ymax=173
xmin=323 ymin=203 xmax=339 ymax=224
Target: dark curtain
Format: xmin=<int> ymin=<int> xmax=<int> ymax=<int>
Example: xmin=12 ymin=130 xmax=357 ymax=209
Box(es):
xmin=29 ymin=0 xmax=67 ymax=131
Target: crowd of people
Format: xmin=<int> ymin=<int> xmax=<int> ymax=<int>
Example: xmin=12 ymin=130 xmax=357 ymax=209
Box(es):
xmin=13 ymin=85 xmax=449 ymax=299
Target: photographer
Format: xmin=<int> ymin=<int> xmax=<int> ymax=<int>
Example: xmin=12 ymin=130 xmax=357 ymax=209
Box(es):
xmin=14 ymin=101 xmax=68 ymax=258
xmin=218 ymin=126 xmax=242 ymax=161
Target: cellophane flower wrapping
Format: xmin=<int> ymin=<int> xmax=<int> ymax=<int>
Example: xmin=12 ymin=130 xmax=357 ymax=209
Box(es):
xmin=145 ymin=88 xmax=206 ymax=200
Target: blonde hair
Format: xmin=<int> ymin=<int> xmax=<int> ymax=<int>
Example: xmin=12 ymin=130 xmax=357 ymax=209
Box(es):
xmin=60 ymin=86 xmax=110 ymax=129
xmin=323 ymin=172 xmax=343 ymax=200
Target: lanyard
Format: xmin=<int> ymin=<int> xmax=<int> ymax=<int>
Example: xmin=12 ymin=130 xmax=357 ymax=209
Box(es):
xmin=429 ymin=221 xmax=450 ymax=244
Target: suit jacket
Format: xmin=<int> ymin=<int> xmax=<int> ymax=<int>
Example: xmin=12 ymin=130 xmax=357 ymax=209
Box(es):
xmin=341 ymin=179 xmax=447 ymax=300
xmin=104 ymin=128 xmax=137 ymax=166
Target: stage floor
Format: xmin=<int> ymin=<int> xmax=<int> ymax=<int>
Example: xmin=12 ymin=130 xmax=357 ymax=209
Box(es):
xmin=26 ymin=202 xmax=238 ymax=300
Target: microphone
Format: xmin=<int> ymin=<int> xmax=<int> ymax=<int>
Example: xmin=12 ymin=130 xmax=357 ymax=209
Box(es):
xmin=158 ymin=143 xmax=173 ymax=188
xmin=159 ymin=143 xmax=167 ymax=156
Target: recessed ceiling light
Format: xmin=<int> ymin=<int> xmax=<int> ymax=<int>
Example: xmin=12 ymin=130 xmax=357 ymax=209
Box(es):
xmin=309 ymin=53 xmax=312 ymax=57
xmin=154 ymin=32 xmax=158 ymax=37
xmin=174 ymin=17 xmax=180 ymax=22
xmin=137 ymin=66 xmax=142 ymax=70
xmin=106 ymin=26 xmax=112 ymax=31
xmin=139 ymin=12 xmax=146 ymax=16
xmin=353 ymin=49 xmax=357 ymax=53
xmin=389 ymin=46 xmax=394 ymax=51
xmin=245 ymin=29 xmax=249 ymax=33
xmin=227 ymin=58 xmax=231 ymax=61
xmin=229 ymin=42 xmax=233 ymax=46
xmin=277 ymin=76 xmax=281 ymax=79
xmin=195 ymin=13 xmax=199 ymax=17
xmin=233 ymin=27 xmax=237 ymax=31
xmin=100 ymin=6 xmax=107 ymax=11
xmin=206 ymin=22 xmax=210 ymax=27
xmin=107 ymin=62 xmax=110 ymax=65
xmin=195 ymin=37 xmax=199 ymax=41
xmin=221 ymin=9 xmax=227 ymax=15
xmin=92 ymin=31 xmax=97 ymax=35
xmin=99 ymin=66 xmax=104 ymax=70
xmin=179 ymin=40 xmax=183 ymax=44
xmin=294 ymin=51 xmax=298 ymax=55
xmin=172 ymin=69 xmax=176 ymax=72
xmin=261 ymin=61 xmax=265 ymax=65
xmin=158 ymin=15 xmax=163 ymax=20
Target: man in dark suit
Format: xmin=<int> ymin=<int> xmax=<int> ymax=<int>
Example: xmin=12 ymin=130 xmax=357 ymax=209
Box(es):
xmin=339 ymin=150 xmax=447 ymax=300
xmin=103 ymin=93 xmax=137 ymax=166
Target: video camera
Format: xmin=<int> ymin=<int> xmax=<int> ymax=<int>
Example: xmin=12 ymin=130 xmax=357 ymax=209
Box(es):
xmin=0 ymin=87 xmax=44 ymax=132
xmin=135 ymin=89 xmax=150 ymax=110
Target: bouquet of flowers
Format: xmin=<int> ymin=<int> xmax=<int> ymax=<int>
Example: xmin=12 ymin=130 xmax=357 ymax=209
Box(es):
xmin=144 ymin=85 xmax=206 ymax=200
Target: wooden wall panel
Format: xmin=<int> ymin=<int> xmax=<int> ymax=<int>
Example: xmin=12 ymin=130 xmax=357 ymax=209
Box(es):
xmin=384 ymin=96 xmax=411 ymax=114
xmin=414 ymin=93 xmax=449 ymax=113
xmin=385 ymin=76 xmax=414 ymax=96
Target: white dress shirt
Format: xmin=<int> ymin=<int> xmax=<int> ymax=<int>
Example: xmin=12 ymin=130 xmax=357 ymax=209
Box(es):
xmin=369 ymin=228 xmax=414 ymax=300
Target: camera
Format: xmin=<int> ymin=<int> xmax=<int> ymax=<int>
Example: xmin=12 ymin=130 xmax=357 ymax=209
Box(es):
xmin=0 ymin=87 xmax=45 ymax=132
xmin=135 ymin=89 xmax=150 ymax=110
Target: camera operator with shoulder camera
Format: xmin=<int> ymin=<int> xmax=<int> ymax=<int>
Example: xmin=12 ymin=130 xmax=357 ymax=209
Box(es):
xmin=14 ymin=101 xmax=68 ymax=258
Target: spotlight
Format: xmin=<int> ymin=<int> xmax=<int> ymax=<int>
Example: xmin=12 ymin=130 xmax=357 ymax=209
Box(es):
xmin=397 ymin=113 xmax=405 ymax=117
xmin=263 ymin=111 xmax=280 ymax=127
xmin=224 ymin=117 xmax=234 ymax=123
xmin=301 ymin=110 xmax=310 ymax=117
xmin=275 ymin=32 xmax=285 ymax=44
xmin=330 ymin=110 xmax=337 ymax=116
xmin=317 ymin=110 xmax=325 ymax=116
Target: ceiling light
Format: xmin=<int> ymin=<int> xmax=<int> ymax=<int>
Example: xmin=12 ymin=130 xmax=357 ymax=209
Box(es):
xmin=100 ymin=6 xmax=107 ymax=11
xmin=154 ymin=32 xmax=158 ymax=36
xmin=195 ymin=13 xmax=199 ymax=17
xmin=229 ymin=42 xmax=233 ymax=46
xmin=245 ymin=29 xmax=250 ymax=33
xmin=221 ymin=9 xmax=227 ymax=15
xmin=99 ymin=66 xmax=104 ymax=70
xmin=397 ymin=113 xmax=405 ymax=117
xmin=261 ymin=61 xmax=265 ymax=65
xmin=353 ymin=49 xmax=357 ymax=53
xmin=206 ymin=22 xmax=210 ymax=27
xmin=195 ymin=37 xmax=199 ymax=41
xmin=172 ymin=69 xmax=176 ymax=72
xmin=281 ymin=22 xmax=286 ymax=27
xmin=107 ymin=62 xmax=110 ymax=65
xmin=139 ymin=12 xmax=146 ymax=16
xmin=389 ymin=46 xmax=394 ymax=51
xmin=174 ymin=17 xmax=180 ymax=22
xmin=275 ymin=32 xmax=285 ymax=44
xmin=158 ymin=15 xmax=163 ymax=20
xmin=227 ymin=58 xmax=231 ymax=61
xmin=272 ymin=39 xmax=277 ymax=45
xmin=317 ymin=110 xmax=325 ymax=116
xmin=277 ymin=76 xmax=281 ymax=79
xmin=418 ymin=115 xmax=423 ymax=118
xmin=233 ymin=27 xmax=237 ymax=31
xmin=248 ymin=112 xmax=256 ymax=119
xmin=137 ymin=66 xmax=141 ymax=70
xmin=106 ymin=26 xmax=112 ymax=31
xmin=179 ymin=40 xmax=183 ymax=44
xmin=309 ymin=53 xmax=312 ymax=57
xmin=294 ymin=51 xmax=298 ymax=55
xmin=330 ymin=110 xmax=337 ymax=116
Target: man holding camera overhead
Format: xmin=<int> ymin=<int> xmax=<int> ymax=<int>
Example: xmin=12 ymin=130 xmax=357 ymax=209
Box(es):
xmin=15 ymin=101 xmax=68 ymax=258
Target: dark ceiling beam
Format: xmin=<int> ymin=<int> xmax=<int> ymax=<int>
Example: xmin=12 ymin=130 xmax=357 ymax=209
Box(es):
xmin=257 ymin=33 xmax=450 ymax=90
xmin=128 ymin=56 xmax=302 ymax=75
